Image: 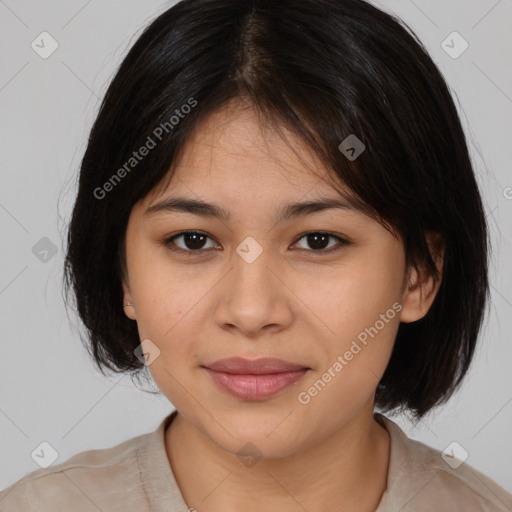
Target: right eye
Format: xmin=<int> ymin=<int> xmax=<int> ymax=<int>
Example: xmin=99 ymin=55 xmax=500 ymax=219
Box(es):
xmin=163 ymin=231 xmax=220 ymax=255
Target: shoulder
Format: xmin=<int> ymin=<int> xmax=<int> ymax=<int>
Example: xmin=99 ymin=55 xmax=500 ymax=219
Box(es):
xmin=0 ymin=428 xmax=153 ymax=512
xmin=377 ymin=414 xmax=512 ymax=512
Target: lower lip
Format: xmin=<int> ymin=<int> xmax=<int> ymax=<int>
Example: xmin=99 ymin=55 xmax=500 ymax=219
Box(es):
xmin=205 ymin=368 xmax=309 ymax=400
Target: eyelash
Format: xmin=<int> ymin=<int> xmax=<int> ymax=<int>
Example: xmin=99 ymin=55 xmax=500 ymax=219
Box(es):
xmin=163 ymin=231 xmax=351 ymax=257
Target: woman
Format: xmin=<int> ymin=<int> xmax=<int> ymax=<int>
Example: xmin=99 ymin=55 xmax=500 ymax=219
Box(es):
xmin=1 ymin=0 xmax=511 ymax=510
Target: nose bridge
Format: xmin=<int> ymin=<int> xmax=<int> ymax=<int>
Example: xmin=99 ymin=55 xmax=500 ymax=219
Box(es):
xmin=214 ymin=236 xmax=293 ymax=333
xmin=231 ymin=236 xmax=276 ymax=300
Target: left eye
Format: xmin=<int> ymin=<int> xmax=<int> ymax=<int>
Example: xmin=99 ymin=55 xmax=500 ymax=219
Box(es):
xmin=293 ymin=232 xmax=348 ymax=253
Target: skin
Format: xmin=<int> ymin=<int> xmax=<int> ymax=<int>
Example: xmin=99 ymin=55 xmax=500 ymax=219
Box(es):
xmin=122 ymin=99 xmax=443 ymax=512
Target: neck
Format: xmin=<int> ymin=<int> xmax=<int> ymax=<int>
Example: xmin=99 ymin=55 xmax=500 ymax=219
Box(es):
xmin=165 ymin=402 xmax=390 ymax=512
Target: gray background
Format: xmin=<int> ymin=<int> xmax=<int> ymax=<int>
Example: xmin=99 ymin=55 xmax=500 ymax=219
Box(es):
xmin=1 ymin=0 xmax=511 ymax=495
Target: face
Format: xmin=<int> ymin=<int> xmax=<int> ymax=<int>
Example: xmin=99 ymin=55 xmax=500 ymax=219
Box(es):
xmin=122 ymin=99 xmax=438 ymax=457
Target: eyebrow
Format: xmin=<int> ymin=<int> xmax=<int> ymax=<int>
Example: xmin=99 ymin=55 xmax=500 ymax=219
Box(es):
xmin=145 ymin=195 xmax=359 ymax=222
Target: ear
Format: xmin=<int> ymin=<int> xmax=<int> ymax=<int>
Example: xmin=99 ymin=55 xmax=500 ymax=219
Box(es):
xmin=399 ymin=232 xmax=444 ymax=323
xmin=122 ymin=276 xmax=137 ymax=321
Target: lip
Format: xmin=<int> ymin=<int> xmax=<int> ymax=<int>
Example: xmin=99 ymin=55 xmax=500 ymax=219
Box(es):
xmin=205 ymin=357 xmax=308 ymax=374
xmin=203 ymin=357 xmax=310 ymax=400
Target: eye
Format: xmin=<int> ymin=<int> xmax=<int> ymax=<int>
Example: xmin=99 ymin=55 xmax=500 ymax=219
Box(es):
xmin=292 ymin=232 xmax=350 ymax=254
xmin=164 ymin=231 xmax=219 ymax=255
xmin=163 ymin=230 xmax=350 ymax=256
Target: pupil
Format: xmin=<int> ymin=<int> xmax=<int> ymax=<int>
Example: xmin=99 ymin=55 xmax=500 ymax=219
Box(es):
xmin=308 ymin=233 xmax=328 ymax=250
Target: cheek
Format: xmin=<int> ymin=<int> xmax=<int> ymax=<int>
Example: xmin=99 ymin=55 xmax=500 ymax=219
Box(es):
xmin=292 ymin=247 xmax=403 ymax=345
xmin=128 ymin=244 xmax=192 ymax=332
xmin=296 ymin=311 xmax=399 ymax=427
xmin=290 ymin=245 xmax=403 ymax=402
xmin=135 ymin=289 xmax=200 ymax=409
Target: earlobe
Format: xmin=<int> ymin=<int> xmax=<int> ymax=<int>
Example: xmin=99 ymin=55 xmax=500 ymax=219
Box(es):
xmin=122 ymin=279 xmax=137 ymax=320
xmin=399 ymin=232 xmax=444 ymax=324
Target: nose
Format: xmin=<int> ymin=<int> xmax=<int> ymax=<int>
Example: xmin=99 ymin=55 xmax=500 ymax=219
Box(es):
xmin=213 ymin=245 xmax=294 ymax=338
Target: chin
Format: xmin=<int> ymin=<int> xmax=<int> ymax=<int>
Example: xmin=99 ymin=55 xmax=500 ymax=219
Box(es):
xmin=218 ymin=431 xmax=302 ymax=462
xmin=201 ymin=407 xmax=308 ymax=460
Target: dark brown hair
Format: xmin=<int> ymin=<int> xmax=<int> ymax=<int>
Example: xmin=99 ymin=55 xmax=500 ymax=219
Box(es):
xmin=63 ymin=0 xmax=489 ymax=420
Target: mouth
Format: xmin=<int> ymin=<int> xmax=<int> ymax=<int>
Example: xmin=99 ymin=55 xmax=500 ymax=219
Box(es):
xmin=202 ymin=357 xmax=310 ymax=400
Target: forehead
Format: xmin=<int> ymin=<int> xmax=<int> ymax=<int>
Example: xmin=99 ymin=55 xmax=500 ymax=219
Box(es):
xmin=147 ymin=100 xmax=345 ymax=204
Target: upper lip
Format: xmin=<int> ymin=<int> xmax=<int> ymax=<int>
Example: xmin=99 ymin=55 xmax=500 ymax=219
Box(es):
xmin=204 ymin=357 xmax=309 ymax=375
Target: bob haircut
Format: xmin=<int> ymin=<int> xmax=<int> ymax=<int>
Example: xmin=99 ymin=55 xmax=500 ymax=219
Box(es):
xmin=63 ymin=0 xmax=489 ymax=420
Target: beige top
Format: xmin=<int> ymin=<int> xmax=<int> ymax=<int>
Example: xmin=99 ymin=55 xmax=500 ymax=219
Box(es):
xmin=1 ymin=410 xmax=511 ymax=511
